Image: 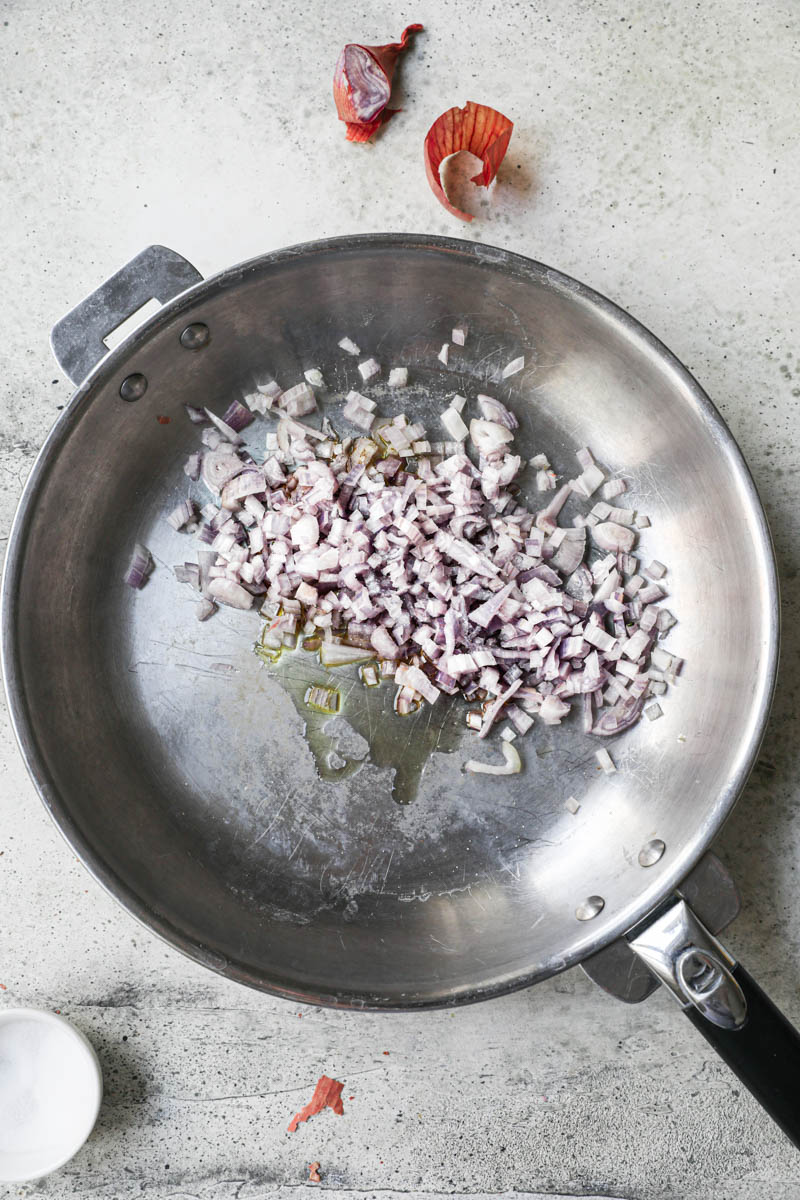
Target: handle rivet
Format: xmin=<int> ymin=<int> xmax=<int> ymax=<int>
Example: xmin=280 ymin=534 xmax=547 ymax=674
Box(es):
xmin=119 ymin=373 xmax=147 ymax=401
xmin=180 ymin=322 xmax=210 ymax=350
xmin=576 ymin=895 xmax=605 ymax=921
xmin=638 ymin=839 xmax=666 ymax=868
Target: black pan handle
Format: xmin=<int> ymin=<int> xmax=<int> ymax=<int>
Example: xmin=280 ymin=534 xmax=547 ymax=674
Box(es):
xmin=630 ymin=899 xmax=800 ymax=1148
xmin=685 ymin=961 xmax=800 ymax=1146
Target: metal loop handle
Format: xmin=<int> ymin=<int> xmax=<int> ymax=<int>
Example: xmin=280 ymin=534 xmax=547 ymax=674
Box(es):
xmin=675 ymin=947 xmax=748 ymax=1030
xmin=629 ymin=899 xmax=748 ymax=1028
xmin=50 ymin=245 xmax=203 ymax=385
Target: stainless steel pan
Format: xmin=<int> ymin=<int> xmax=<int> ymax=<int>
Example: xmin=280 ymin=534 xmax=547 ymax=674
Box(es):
xmin=4 ymin=235 xmax=798 ymax=1142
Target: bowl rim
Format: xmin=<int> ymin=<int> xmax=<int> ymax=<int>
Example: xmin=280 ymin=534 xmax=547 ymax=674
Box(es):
xmin=0 ymin=1007 xmax=103 ymax=1182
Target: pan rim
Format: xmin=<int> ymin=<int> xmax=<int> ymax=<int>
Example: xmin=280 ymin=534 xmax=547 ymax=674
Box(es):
xmin=0 ymin=232 xmax=780 ymax=1009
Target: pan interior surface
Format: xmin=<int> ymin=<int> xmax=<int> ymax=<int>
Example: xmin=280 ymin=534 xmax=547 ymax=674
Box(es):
xmin=2 ymin=237 xmax=777 ymax=1007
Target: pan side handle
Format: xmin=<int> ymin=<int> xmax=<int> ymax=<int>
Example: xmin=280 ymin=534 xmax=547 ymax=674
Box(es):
xmin=630 ymin=899 xmax=800 ymax=1148
xmin=50 ymin=246 xmax=203 ymax=385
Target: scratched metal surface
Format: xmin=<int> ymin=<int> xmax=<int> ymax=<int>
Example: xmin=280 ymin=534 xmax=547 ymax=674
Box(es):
xmin=2 ymin=238 xmax=776 ymax=1007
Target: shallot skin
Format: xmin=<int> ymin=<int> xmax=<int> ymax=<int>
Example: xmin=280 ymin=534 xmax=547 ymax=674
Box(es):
xmin=424 ymin=101 xmax=514 ymax=221
xmin=333 ymin=24 xmax=423 ymax=143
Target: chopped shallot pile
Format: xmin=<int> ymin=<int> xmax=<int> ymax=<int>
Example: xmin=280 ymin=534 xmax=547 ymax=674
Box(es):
xmin=133 ymin=332 xmax=682 ymax=777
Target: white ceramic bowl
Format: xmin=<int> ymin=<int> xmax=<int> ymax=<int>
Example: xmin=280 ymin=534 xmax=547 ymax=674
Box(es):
xmin=0 ymin=1008 xmax=103 ymax=1182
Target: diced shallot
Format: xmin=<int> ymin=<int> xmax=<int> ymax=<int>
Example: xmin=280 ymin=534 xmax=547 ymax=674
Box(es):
xmin=388 ymin=367 xmax=408 ymax=388
xmin=465 ymin=741 xmax=521 ymax=776
xmin=395 ymin=663 xmax=440 ymax=705
xmin=591 ymin=521 xmax=637 ymax=554
xmin=358 ymin=358 xmax=380 ymax=383
xmin=221 ymin=469 xmax=266 ymax=509
xmin=343 ymin=390 xmax=376 ymax=431
xmin=174 ymin=562 xmax=200 ymax=588
xmin=202 ymin=447 xmax=245 ymax=493
xmin=371 ymin=625 xmax=400 ymax=659
xmin=291 ymin=513 xmax=320 ymax=549
xmin=305 ymin=686 xmax=340 ymax=714
xmin=166 ymin=499 xmax=195 ymax=531
xmin=645 ymin=560 xmax=667 ymax=580
xmin=477 ymin=395 xmax=518 ymax=429
xmin=478 ymin=678 xmax=522 ymax=739
xmin=595 ymin=748 xmax=617 ymax=773
xmin=593 ymin=694 xmax=646 ymax=736
xmin=207 ymin=577 xmax=253 ymax=610
xmin=539 ymin=695 xmax=570 ymax=725
xmin=222 ymin=399 xmax=255 ymax=432
xmin=441 ymin=406 xmax=469 ymax=441
xmin=572 ymin=464 xmax=605 ymax=498
xmin=320 ymin=642 xmax=374 ymax=667
xmin=280 ymin=382 xmax=316 ymax=418
xmin=124 ymin=543 xmax=153 ymax=589
xmin=469 ymin=419 xmax=514 ymax=455
xmin=501 ymin=356 xmax=524 ymax=379
xmin=204 ymin=408 xmax=243 ymax=445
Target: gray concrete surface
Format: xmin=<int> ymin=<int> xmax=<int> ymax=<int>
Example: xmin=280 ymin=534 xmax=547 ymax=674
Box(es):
xmin=1 ymin=0 xmax=799 ymax=1196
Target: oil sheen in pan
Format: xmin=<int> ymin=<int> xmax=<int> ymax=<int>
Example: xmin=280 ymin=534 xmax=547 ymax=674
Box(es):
xmin=258 ymin=646 xmax=462 ymax=804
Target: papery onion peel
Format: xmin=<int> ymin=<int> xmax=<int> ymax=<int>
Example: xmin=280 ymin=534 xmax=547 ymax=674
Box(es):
xmin=288 ymin=1075 xmax=345 ymax=1133
xmin=333 ymin=24 xmax=423 ymax=143
xmin=424 ymin=101 xmax=513 ymax=221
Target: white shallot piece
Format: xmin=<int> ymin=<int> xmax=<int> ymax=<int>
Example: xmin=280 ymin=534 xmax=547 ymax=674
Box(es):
xmin=358 ymin=357 xmax=381 ymax=383
xmin=150 ymin=332 xmax=682 ymax=782
xmin=388 ymin=367 xmax=409 ymax=388
xmin=304 ymin=368 xmax=326 ymax=389
xmin=501 ymin=355 xmax=524 ymax=379
xmin=465 ymin=741 xmax=521 ymax=776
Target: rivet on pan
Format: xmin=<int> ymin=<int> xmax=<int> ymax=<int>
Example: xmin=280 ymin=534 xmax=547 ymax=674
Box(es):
xmin=576 ymin=895 xmax=605 ymax=921
xmin=180 ymin=322 xmax=210 ymax=350
xmin=119 ymin=372 xmax=147 ymax=401
xmin=638 ymin=839 xmax=666 ymax=868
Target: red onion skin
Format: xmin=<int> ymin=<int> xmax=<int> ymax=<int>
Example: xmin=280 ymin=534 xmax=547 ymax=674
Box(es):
xmin=333 ymin=24 xmax=423 ymax=142
xmin=424 ymin=101 xmax=514 ymax=222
